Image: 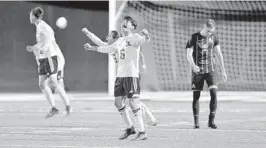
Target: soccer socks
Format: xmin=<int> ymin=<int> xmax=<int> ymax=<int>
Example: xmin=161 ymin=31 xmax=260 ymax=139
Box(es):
xmin=209 ymin=88 xmax=217 ymax=123
xmin=118 ymin=106 xmax=133 ymax=129
xmin=42 ymin=86 xmax=56 ymax=107
xmin=192 ymin=91 xmax=201 ymax=126
xmin=133 ymin=108 xmax=145 ymax=132
xmin=55 ymin=84 xmax=70 ymax=106
xmin=140 ymin=102 xmax=156 ymax=122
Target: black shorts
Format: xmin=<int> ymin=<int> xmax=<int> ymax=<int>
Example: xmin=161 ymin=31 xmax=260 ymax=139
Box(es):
xmin=57 ymin=70 xmax=64 ymax=80
xmin=114 ymin=77 xmax=140 ymax=98
xmin=191 ymin=71 xmax=218 ymax=91
xmin=38 ymin=56 xmax=58 ymax=77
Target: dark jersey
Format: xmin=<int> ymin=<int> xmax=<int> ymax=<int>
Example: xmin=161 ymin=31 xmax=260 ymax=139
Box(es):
xmin=186 ymin=32 xmax=219 ymax=74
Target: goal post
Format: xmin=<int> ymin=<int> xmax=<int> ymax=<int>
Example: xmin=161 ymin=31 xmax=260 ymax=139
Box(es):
xmin=108 ymin=0 xmax=128 ymax=95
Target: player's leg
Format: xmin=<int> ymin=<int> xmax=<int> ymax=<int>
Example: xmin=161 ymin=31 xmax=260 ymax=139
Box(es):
xmin=206 ymin=71 xmax=218 ymax=129
xmin=139 ymin=101 xmax=158 ymax=126
xmin=38 ymin=60 xmax=59 ymax=118
xmin=138 ymin=73 xmax=158 ymax=126
xmin=48 ymin=56 xmax=71 ymax=115
xmin=191 ymin=72 xmax=204 ymax=128
xmin=49 ymin=82 xmax=56 ymax=94
xmin=58 ymin=73 xmax=65 ymax=90
xmin=49 ymin=70 xmax=64 ymax=94
xmin=126 ymin=77 xmax=147 ymax=140
xmin=57 ymin=69 xmax=65 ymax=91
xmin=114 ymin=78 xmax=135 ymax=140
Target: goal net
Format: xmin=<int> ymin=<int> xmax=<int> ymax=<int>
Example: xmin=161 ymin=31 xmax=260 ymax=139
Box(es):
xmin=113 ymin=1 xmax=266 ymax=91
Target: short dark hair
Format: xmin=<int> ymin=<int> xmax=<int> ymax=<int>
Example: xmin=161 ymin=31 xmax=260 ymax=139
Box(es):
xmin=206 ymin=19 xmax=216 ymax=28
xmin=110 ymin=30 xmax=120 ymax=39
xmin=123 ymin=15 xmax=137 ymax=29
xmin=31 ymin=7 xmax=44 ymax=19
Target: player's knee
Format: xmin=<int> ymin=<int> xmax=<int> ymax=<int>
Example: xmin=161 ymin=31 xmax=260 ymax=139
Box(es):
xmin=49 ymin=82 xmax=57 ymax=89
xmin=209 ymin=88 xmax=217 ymax=99
xmin=58 ymin=79 xmax=64 ymax=86
xmin=114 ymin=97 xmax=124 ymax=110
xmin=50 ymin=78 xmax=59 ymax=89
xmin=193 ymin=91 xmax=201 ymax=101
xmin=128 ymin=97 xmax=140 ymax=111
xmin=38 ymin=82 xmax=45 ymax=90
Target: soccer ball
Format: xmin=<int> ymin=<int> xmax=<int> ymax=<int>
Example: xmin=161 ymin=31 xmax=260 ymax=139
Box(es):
xmin=56 ymin=17 xmax=67 ymax=29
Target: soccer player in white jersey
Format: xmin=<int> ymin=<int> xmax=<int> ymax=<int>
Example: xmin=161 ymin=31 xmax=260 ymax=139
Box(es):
xmin=26 ymin=7 xmax=71 ymax=118
xmin=83 ymin=16 xmax=150 ymax=140
xmin=81 ymin=28 xmax=158 ymax=126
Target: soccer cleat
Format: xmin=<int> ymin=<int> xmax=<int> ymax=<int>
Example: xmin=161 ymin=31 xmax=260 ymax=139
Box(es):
xmin=119 ymin=126 xmax=136 ymax=140
xmin=149 ymin=120 xmax=158 ymax=126
xmin=193 ymin=115 xmax=199 ymax=129
xmin=208 ymin=122 xmax=217 ymax=129
xmin=45 ymin=107 xmax=59 ymax=118
xmin=132 ymin=131 xmax=148 ymax=141
xmin=66 ymin=105 xmax=72 ymax=116
xmin=194 ymin=124 xmax=200 ymax=129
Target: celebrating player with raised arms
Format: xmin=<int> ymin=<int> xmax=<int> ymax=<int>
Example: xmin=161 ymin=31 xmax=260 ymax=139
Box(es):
xmin=83 ymin=16 xmax=150 ymax=140
xmin=186 ymin=19 xmax=227 ymax=129
xmin=26 ymin=7 xmax=71 ymax=118
xmin=82 ymin=28 xmax=158 ymax=126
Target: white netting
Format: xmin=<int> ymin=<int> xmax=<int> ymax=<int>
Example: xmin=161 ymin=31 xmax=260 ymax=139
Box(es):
xmin=115 ymin=1 xmax=266 ymax=91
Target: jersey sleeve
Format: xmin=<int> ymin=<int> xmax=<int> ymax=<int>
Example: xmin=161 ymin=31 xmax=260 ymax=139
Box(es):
xmin=130 ymin=33 xmax=150 ymax=47
xmin=186 ymin=34 xmax=195 ymax=49
xmin=86 ymin=31 xmax=108 ymax=46
xmin=97 ymin=38 xmax=122 ymax=53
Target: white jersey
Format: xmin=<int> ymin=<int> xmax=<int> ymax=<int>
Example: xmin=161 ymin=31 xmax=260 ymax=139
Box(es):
xmin=35 ymin=20 xmax=59 ymax=59
xmin=33 ymin=20 xmax=65 ymax=70
xmin=98 ymin=33 xmax=148 ymax=77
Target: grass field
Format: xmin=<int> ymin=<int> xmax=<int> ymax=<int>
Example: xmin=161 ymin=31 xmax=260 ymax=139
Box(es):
xmin=0 ymin=92 xmax=266 ymax=148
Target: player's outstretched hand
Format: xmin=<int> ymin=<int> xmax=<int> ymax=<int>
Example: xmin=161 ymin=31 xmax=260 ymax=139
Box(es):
xmin=192 ymin=65 xmax=200 ymax=73
xmin=141 ymin=29 xmax=149 ymax=36
xmin=84 ymin=43 xmax=92 ymax=50
xmin=140 ymin=29 xmax=150 ymax=41
xmin=26 ymin=45 xmax=34 ymax=52
xmin=81 ymin=28 xmax=89 ymax=35
xmin=222 ymin=71 xmax=227 ymax=82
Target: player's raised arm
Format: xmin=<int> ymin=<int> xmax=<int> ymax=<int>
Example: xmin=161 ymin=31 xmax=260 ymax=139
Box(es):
xmin=131 ymin=29 xmax=150 ymax=46
xmin=81 ymin=28 xmax=108 ymax=46
xmin=84 ymin=40 xmax=119 ymax=54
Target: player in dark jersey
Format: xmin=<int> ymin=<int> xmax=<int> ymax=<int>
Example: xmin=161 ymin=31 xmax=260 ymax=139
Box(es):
xmin=186 ymin=19 xmax=227 ymax=129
